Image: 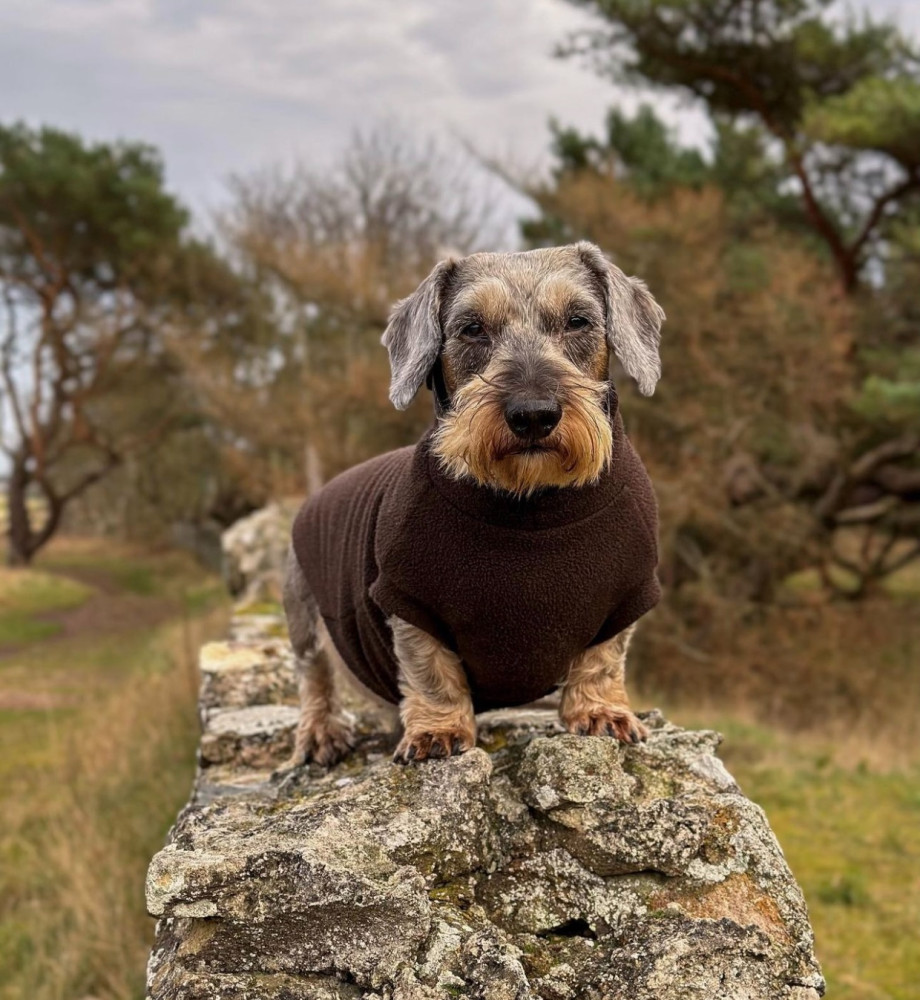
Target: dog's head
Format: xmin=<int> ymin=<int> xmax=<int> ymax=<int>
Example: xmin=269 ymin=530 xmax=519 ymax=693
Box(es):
xmin=382 ymin=242 xmax=664 ymax=496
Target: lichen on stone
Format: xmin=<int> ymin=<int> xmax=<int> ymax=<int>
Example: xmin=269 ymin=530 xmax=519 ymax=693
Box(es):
xmin=145 ymin=611 xmax=825 ymax=999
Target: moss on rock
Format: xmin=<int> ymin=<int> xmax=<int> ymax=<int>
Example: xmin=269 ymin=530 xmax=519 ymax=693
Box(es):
xmin=145 ymin=612 xmax=825 ymax=999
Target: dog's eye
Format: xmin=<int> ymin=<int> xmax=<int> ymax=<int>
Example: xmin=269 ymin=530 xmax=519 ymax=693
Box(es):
xmin=459 ymin=321 xmax=487 ymax=340
xmin=567 ymin=315 xmax=590 ymax=331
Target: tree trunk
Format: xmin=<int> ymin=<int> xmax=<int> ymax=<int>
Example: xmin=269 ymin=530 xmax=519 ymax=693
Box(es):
xmin=6 ymin=460 xmax=34 ymax=566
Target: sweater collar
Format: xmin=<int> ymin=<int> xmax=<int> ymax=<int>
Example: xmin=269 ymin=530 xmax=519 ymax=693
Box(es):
xmin=420 ymin=387 xmax=628 ymax=531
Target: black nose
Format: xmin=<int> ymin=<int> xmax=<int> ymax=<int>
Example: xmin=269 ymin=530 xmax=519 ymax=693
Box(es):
xmin=504 ymin=398 xmax=562 ymax=441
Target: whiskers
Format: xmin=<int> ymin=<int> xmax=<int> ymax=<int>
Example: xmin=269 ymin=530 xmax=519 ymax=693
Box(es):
xmin=432 ymin=356 xmax=612 ymax=497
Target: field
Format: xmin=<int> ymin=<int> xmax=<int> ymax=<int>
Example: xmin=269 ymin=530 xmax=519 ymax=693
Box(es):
xmin=0 ymin=538 xmax=228 ymax=1000
xmin=0 ymin=536 xmax=917 ymax=1000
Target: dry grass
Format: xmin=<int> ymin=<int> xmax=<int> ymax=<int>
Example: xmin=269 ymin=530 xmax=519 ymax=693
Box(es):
xmin=636 ymin=593 xmax=920 ymax=764
xmin=0 ymin=542 xmax=228 ymax=1000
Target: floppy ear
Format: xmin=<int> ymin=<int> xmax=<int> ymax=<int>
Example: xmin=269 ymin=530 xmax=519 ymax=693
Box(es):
xmin=381 ymin=259 xmax=454 ymax=410
xmin=577 ymin=242 xmax=665 ymax=396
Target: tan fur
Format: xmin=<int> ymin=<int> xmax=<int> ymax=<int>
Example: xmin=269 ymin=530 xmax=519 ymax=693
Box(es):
xmin=432 ymin=343 xmax=613 ymax=496
xmin=288 ymin=244 xmax=663 ymax=768
xmin=389 ymin=617 xmax=476 ymax=763
xmin=559 ymin=625 xmax=648 ymax=743
xmin=589 ymin=338 xmax=609 ymax=380
xmin=289 ymin=620 xmax=356 ymax=767
xmin=453 ymin=278 xmax=512 ymax=329
xmin=447 ymin=248 xmax=604 ymax=315
xmin=537 ymin=274 xmax=596 ymax=325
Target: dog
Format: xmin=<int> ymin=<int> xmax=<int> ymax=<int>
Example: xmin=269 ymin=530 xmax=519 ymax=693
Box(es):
xmin=284 ymin=242 xmax=664 ymax=766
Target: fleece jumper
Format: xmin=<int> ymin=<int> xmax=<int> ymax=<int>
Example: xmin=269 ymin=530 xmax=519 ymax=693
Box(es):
xmin=291 ymin=394 xmax=661 ymax=712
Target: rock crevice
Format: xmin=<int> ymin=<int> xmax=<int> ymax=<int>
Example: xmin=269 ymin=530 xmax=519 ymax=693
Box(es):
xmin=146 ymin=610 xmax=824 ymax=999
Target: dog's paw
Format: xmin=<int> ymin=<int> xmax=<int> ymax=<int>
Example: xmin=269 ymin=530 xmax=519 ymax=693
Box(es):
xmin=562 ymin=706 xmax=649 ymax=745
xmin=393 ymin=727 xmax=474 ymax=765
xmin=289 ymin=717 xmax=355 ymax=769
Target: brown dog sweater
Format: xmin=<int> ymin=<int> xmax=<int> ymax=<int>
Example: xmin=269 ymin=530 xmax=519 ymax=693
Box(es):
xmin=291 ymin=395 xmax=661 ymax=712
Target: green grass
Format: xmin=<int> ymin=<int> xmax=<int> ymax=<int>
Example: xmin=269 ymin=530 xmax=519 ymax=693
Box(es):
xmin=37 ymin=541 xmax=225 ymax=604
xmin=0 ymin=568 xmax=93 ymax=646
xmin=674 ymin=712 xmax=920 ymax=1000
xmin=0 ymin=539 xmax=229 ymax=1000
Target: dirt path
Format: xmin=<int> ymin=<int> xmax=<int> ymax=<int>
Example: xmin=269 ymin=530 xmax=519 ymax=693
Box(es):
xmin=0 ymin=561 xmax=181 ymax=663
xmin=47 ymin=590 xmax=177 ymax=641
xmin=0 ymin=547 xmax=219 ymax=710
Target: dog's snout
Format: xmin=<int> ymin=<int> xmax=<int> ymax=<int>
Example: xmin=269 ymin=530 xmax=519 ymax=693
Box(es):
xmin=504 ymin=398 xmax=562 ymax=441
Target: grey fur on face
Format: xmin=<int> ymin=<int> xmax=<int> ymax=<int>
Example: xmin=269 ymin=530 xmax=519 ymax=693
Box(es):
xmin=381 ymin=242 xmax=664 ymax=408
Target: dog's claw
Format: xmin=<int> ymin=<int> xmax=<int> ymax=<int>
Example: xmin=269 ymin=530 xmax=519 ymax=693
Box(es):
xmin=393 ymin=743 xmax=416 ymax=765
xmin=289 ymin=719 xmax=355 ymax=769
xmin=394 ymin=727 xmax=475 ymax=764
xmin=563 ymin=707 xmax=649 ymax=745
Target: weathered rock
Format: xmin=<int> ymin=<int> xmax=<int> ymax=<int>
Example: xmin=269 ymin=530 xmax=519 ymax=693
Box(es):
xmin=199 ymin=705 xmax=299 ymax=768
xmin=199 ymin=640 xmax=298 ymax=713
xmin=146 ymin=611 xmax=825 ymax=999
xmin=221 ymin=501 xmax=299 ymax=603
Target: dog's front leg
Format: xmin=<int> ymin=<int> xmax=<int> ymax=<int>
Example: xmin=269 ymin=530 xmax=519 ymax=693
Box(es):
xmin=560 ymin=625 xmax=649 ymax=744
xmin=388 ymin=617 xmax=476 ymax=764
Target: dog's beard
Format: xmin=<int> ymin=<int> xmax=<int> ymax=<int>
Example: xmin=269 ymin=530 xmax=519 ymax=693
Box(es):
xmin=432 ymin=359 xmax=613 ymax=497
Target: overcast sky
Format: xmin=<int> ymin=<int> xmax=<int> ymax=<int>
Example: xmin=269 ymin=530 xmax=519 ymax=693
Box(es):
xmin=2 ymin=0 xmax=919 ymax=240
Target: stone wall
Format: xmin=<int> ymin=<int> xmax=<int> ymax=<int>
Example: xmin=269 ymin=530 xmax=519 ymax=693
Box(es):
xmin=145 ymin=608 xmax=825 ymax=999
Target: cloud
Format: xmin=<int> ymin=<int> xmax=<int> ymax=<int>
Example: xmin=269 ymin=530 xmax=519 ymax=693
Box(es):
xmin=1 ymin=0 xmax=914 ymax=235
xmin=0 ymin=3 xmax=616 ymax=211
